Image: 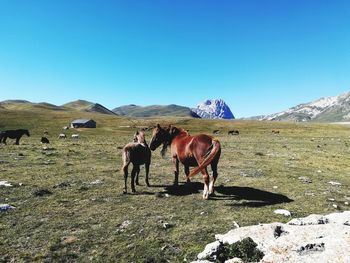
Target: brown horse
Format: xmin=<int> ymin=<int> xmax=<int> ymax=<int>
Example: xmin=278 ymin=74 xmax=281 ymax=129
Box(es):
xmin=149 ymin=124 xmax=221 ymax=199
xmin=122 ymin=131 xmax=151 ymax=193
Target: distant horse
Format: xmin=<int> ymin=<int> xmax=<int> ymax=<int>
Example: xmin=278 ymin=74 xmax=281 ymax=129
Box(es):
xmin=122 ymin=131 xmax=151 ymax=193
xmin=41 ymin=137 xmax=50 ymax=144
xmin=58 ymin=133 xmax=67 ymax=139
xmin=150 ymin=124 xmax=221 ymax=199
xmin=228 ymin=129 xmax=239 ymax=135
xmin=213 ymin=129 xmax=220 ymax=135
xmin=71 ymin=134 xmax=79 ymax=139
xmin=0 ymin=129 xmax=30 ymax=145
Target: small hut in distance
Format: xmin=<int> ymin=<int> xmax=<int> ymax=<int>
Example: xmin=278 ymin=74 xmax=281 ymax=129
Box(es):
xmin=70 ymin=119 xmax=96 ymax=128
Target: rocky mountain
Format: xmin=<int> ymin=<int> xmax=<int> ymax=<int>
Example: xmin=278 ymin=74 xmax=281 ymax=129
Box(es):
xmin=112 ymin=104 xmax=200 ymax=118
xmin=260 ymin=91 xmax=350 ymax=122
xmin=191 ymin=99 xmax=234 ymax=119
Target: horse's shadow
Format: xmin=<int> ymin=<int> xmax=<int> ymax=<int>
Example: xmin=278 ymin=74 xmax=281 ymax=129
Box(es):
xmin=152 ymin=182 xmax=293 ymax=207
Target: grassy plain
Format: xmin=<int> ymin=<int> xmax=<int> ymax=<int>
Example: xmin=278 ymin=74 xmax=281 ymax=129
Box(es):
xmin=1 ymin=107 xmax=350 ymax=262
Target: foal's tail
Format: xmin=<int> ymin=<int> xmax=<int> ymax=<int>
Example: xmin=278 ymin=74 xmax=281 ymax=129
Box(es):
xmin=122 ymin=148 xmax=131 ymax=168
xmin=189 ymin=139 xmax=221 ymax=177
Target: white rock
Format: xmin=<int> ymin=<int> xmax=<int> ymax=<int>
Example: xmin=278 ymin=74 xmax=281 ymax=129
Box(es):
xmin=0 ymin=181 xmax=12 ymax=187
xmin=274 ymin=209 xmax=291 ymax=217
xmin=196 ymin=211 xmax=350 ymax=263
xmin=328 ymin=181 xmax=342 ymax=186
xmin=224 ymin=258 xmax=244 ymax=263
xmin=0 ymin=204 xmax=15 ymax=211
xmin=197 ymin=241 xmax=221 ymax=260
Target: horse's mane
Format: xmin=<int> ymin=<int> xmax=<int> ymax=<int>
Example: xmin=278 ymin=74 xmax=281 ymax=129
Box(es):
xmin=160 ymin=126 xmax=188 ymax=157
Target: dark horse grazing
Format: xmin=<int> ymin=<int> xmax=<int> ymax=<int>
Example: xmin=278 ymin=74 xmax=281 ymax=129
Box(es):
xmin=122 ymin=131 xmax=151 ymax=193
xmin=0 ymin=129 xmax=30 ymax=145
xmin=150 ymin=124 xmax=221 ymax=199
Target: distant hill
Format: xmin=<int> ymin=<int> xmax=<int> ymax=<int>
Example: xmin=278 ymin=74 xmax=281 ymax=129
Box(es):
xmin=62 ymin=100 xmax=116 ymax=115
xmin=258 ymin=91 xmax=350 ymax=122
xmin=0 ymin=100 xmax=65 ymax=111
xmin=113 ymin=104 xmax=200 ymax=118
xmin=0 ymin=99 xmax=116 ymax=115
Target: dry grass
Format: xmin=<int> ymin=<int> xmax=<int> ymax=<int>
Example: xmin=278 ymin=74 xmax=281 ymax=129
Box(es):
xmin=1 ymin=109 xmax=350 ymax=262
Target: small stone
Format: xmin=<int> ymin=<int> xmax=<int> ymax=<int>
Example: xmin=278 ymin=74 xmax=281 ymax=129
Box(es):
xmin=273 ymin=186 xmax=278 ymax=189
xmin=298 ymin=176 xmax=312 ymax=183
xmin=332 ymin=204 xmax=338 ymax=209
xmin=274 ymin=209 xmax=291 ymax=217
xmin=345 ymin=202 xmax=349 ymax=205
xmin=0 ymin=181 xmax=12 ymax=187
xmin=328 ymin=181 xmax=341 ymax=186
xmin=163 ymin=222 xmax=173 ymax=229
xmin=0 ymin=204 xmax=15 ymax=212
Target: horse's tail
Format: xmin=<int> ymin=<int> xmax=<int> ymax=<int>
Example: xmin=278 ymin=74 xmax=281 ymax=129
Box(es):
xmin=122 ymin=147 xmax=131 ymax=167
xmin=189 ymin=139 xmax=221 ymax=177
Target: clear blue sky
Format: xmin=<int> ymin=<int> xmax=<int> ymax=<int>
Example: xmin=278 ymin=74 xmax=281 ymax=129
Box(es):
xmin=0 ymin=0 xmax=349 ymax=117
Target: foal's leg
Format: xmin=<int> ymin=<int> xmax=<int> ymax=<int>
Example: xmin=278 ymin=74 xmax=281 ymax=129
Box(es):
xmin=135 ymin=167 xmax=140 ymax=185
xmin=131 ymin=165 xmax=139 ymax=193
xmin=122 ymin=162 xmax=130 ymax=194
xmin=172 ymin=157 xmax=179 ymax=186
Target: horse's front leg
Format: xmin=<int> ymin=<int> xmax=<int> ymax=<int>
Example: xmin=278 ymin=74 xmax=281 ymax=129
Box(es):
xmin=145 ymin=161 xmax=150 ymax=187
xmin=184 ymin=165 xmax=191 ymax=183
xmin=131 ymin=165 xmax=139 ymax=193
xmin=135 ymin=167 xmax=140 ymax=185
xmin=3 ymin=136 xmax=7 ymax=145
xmin=172 ymin=157 xmax=179 ymax=186
xmin=15 ymin=137 xmax=20 ymax=145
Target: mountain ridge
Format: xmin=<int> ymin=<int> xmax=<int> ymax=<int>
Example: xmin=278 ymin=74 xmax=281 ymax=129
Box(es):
xmin=258 ymin=91 xmax=350 ymax=122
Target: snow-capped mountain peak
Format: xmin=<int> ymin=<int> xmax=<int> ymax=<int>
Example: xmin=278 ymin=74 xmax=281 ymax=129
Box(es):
xmin=260 ymin=91 xmax=350 ymax=122
xmin=191 ymin=99 xmax=235 ymax=119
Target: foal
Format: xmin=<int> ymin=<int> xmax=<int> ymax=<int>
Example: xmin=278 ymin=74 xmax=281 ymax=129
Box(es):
xmin=122 ymin=131 xmax=151 ymax=193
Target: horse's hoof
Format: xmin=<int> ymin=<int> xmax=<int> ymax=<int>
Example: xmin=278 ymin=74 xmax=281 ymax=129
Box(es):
xmin=136 ymin=182 xmax=140 ymax=186
xmin=123 ymin=190 xmax=127 ymax=194
xmin=146 ymin=182 xmax=150 ymax=187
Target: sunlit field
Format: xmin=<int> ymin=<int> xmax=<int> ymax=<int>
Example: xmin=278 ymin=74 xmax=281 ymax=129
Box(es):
xmin=1 ymin=109 xmax=350 ymax=262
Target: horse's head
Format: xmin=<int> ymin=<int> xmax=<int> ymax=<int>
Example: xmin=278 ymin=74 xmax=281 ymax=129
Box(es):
xmin=149 ymin=124 xmax=167 ymax=151
xmin=133 ymin=130 xmax=146 ymax=144
xmin=150 ymin=124 xmax=180 ymax=152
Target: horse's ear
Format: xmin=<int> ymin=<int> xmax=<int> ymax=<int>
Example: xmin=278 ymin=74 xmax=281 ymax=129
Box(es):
xmin=157 ymin=124 xmax=161 ymax=129
xmin=135 ymin=130 xmax=139 ymax=135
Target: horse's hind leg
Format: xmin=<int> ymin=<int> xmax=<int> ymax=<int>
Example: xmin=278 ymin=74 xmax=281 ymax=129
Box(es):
xmin=201 ymin=168 xmax=210 ymax=200
xmin=122 ymin=162 xmax=129 ymax=194
xmin=15 ymin=137 xmax=20 ymax=145
xmin=209 ymin=163 xmax=218 ymax=195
